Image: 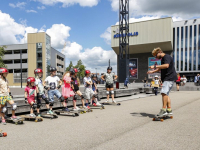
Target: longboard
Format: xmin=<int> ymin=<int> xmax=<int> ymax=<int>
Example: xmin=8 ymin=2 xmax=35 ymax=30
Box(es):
xmin=89 ymin=104 xmax=105 ymax=110
xmin=79 ymin=106 xmax=93 ymax=113
xmin=54 ymin=110 xmax=79 ymax=117
xmin=102 ymin=102 xmax=121 ymax=106
xmin=41 ymin=112 xmax=58 ymax=119
xmin=153 ymin=115 xmax=173 ymax=122
xmin=20 ymin=115 xmax=43 ymax=122
xmin=6 ymin=116 xmax=24 ymax=125
xmin=0 ymin=129 xmax=7 ymax=137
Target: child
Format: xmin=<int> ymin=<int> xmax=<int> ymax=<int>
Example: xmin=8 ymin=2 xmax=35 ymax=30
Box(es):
xmin=91 ymin=74 xmax=101 ymax=106
xmin=34 ymin=68 xmax=53 ymax=115
xmin=101 ymin=67 xmax=118 ymax=103
xmin=124 ymin=77 xmax=129 ymax=88
xmin=70 ymin=68 xmax=87 ymax=110
xmin=62 ymin=71 xmax=74 ymax=111
xmin=43 ymin=67 xmax=65 ymax=111
xmin=83 ymin=70 xmax=97 ymax=109
xmin=0 ymin=68 xmax=17 ymax=125
xmin=24 ymin=77 xmax=37 ymax=117
xmin=153 ymin=75 xmax=160 ymax=96
xmin=181 ymin=75 xmax=187 ymax=86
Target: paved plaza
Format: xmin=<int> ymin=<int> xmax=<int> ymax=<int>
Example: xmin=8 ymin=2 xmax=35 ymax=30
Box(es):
xmin=1 ymin=91 xmax=200 ymax=150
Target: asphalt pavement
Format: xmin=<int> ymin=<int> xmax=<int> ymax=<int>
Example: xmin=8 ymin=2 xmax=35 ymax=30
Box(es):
xmin=1 ymin=91 xmax=200 ymax=150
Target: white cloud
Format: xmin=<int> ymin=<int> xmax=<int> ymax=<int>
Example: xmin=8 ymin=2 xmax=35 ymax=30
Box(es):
xmin=9 ymin=2 xmax=26 ymax=9
xmin=37 ymin=6 xmax=46 ymax=9
xmin=100 ymin=27 xmax=111 ymax=45
xmin=110 ymin=0 xmax=200 ymax=20
xmin=46 ymin=24 xmax=71 ymax=49
xmin=34 ymin=0 xmax=99 ymax=7
xmin=26 ymin=10 xmax=38 ymax=13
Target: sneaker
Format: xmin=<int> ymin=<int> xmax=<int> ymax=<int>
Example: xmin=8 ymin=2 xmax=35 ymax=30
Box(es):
xmin=83 ymin=106 xmax=88 ymax=109
xmin=112 ymin=100 xmax=116 ymax=103
xmin=29 ymin=114 xmax=36 ymax=117
xmin=87 ymin=106 xmax=91 ymax=109
xmin=47 ymin=110 xmax=54 ymax=115
xmin=63 ymin=107 xmax=70 ymax=112
xmin=73 ymin=107 xmax=78 ymax=111
xmin=105 ymin=100 xmax=109 ymax=103
xmin=11 ymin=116 xmax=17 ymax=119
xmin=96 ymin=102 xmax=101 ymax=106
xmin=76 ymin=106 xmax=80 ymax=110
xmin=156 ymin=109 xmax=167 ymax=118
xmin=1 ymin=119 xmax=6 ymax=125
xmin=167 ymin=109 xmax=173 ymax=115
xmin=93 ymin=103 xmax=97 ymax=106
xmin=37 ymin=114 xmax=41 ymax=117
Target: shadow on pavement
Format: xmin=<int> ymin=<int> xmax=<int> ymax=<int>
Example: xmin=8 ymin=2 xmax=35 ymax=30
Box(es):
xmin=130 ymin=112 xmax=155 ymax=118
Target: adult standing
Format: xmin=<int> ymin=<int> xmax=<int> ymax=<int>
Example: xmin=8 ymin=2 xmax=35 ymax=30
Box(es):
xmin=147 ymin=47 xmax=177 ymax=117
xmin=176 ymin=73 xmax=181 ymax=91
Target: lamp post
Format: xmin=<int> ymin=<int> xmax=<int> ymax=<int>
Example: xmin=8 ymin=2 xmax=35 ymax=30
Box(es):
xmin=20 ymin=50 xmax=22 ymax=88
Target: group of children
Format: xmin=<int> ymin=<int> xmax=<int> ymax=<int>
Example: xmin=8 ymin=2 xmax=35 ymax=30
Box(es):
xmin=0 ymin=66 xmax=118 ymax=125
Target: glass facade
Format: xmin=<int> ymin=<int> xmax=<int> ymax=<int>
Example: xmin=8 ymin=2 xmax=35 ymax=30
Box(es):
xmin=199 ymin=25 xmax=200 ymax=70
xmin=46 ymin=34 xmax=51 ymax=76
xmin=185 ymin=26 xmax=188 ymax=71
xmin=177 ymin=27 xmax=179 ymax=70
xmin=181 ymin=27 xmax=183 ymax=71
xmin=36 ymin=43 xmax=43 ymax=70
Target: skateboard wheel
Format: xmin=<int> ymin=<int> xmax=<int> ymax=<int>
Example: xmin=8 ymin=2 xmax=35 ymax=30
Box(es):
xmin=35 ymin=120 xmax=38 ymax=122
xmin=15 ymin=122 xmax=18 ymax=125
xmin=84 ymin=111 xmax=86 ymax=113
xmin=153 ymin=118 xmax=155 ymax=121
xmin=3 ymin=132 xmax=7 ymax=137
xmin=170 ymin=116 xmax=173 ymax=119
xmin=160 ymin=119 xmax=164 ymax=122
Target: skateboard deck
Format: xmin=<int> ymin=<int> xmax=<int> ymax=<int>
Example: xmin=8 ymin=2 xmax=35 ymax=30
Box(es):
xmin=89 ymin=104 xmax=105 ymax=110
xmin=102 ymin=102 xmax=121 ymax=106
xmin=0 ymin=129 xmax=7 ymax=137
xmin=41 ymin=112 xmax=58 ymax=119
xmin=55 ymin=110 xmax=79 ymax=117
xmin=6 ymin=116 xmax=24 ymax=125
xmin=79 ymin=107 xmax=93 ymax=113
xmin=20 ymin=115 xmax=43 ymax=122
xmin=153 ymin=115 xmax=173 ymax=122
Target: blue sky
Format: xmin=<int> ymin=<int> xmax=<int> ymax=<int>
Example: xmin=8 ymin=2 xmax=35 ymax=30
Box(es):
xmin=0 ymin=0 xmax=200 ymax=73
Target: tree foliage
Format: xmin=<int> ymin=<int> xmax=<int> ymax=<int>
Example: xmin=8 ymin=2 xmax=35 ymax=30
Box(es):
xmin=0 ymin=46 xmax=6 ymax=68
xmin=66 ymin=61 xmax=74 ymax=71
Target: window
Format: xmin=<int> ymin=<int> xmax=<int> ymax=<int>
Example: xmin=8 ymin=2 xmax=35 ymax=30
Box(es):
xmin=22 ymin=49 xmax=27 ymax=53
xmin=37 ymin=63 xmax=42 ymax=69
xmin=173 ymin=28 xmax=175 ymax=63
xmin=194 ymin=25 xmax=197 ymax=70
xmin=14 ymin=59 xmax=27 ymax=63
xmin=14 ymin=69 xmax=27 ymax=83
xmin=185 ymin=26 xmax=188 ymax=71
xmin=198 ymin=25 xmax=200 ymax=70
xmin=177 ymin=27 xmax=179 ymax=70
xmin=3 ymin=60 xmax=12 ymax=64
xmin=189 ymin=26 xmax=192 ymax=71
xmin=37 ymin=53 xmax=42 ymax=61
xmin=9 ymin=69 xmax=13 ymax=73
xmin=5 ymin=50 xmax=12 ymax=54
xmin=181 ymin=27 xmax=183 ymax=71
xmin=14 ymin=50 xmax=20 ymax=54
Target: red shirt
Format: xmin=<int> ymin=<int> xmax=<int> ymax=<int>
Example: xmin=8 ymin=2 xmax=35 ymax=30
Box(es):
xmin=176 ymin=76 xmax=181 ymax=82
xmin=25 ymin=86 xmax=36 ymax=100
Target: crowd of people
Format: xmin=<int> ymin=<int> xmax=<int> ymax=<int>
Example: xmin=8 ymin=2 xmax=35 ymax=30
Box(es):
xmin=0 ymin=66 xmax=118 ymax=125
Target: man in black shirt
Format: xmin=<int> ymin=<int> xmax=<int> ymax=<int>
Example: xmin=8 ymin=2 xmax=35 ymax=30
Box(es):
xmin=147 ymin=47 xmax=177 ymax=117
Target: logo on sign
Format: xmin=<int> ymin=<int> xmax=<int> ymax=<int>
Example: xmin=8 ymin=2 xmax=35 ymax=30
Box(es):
xmin=114 ymin=32 xmax=139 ymax=38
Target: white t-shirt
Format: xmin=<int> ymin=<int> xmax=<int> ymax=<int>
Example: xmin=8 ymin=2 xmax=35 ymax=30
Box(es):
xmin=154 ymin=79 xmax=159 ymax=85
xmin=83 ymin=77 xmax=92 ymax=89
xmin=45 ymin=76 xmax=60 ymax=90
xmin=35 ymin=78 xmax=44 ymax=94
xmin=181 ymin=77 xmax=187 ymax=83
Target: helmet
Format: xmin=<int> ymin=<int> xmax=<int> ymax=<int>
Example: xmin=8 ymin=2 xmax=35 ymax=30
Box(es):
xmin=49 ymin=67 xmax=57 ymax=72
xmin=0 ymin=68 xmax=8 ymax=74
xmin=107 ymin=67 xmax=112 ymax=71
xmin=69 ymin=68 xmax=75 ymax=74
xmin=74 ymin=68 xmax=78 ymax=73
xmin=85 ymin=70 xmax=91 ymax=75
xmin=27 ymin=77 xmax=36 ymax=84
xmin=155 ymin=75 xmax=158 ymax=78
xmin=34 ymin=68 xmax=43 ymax=74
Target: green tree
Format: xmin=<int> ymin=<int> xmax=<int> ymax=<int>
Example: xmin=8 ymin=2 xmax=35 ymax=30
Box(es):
xmin=0 ymin=46 xmax=6 ymax=68
xmin=66 ymin=61 xmax=74 ymax=71
xmin=74 ymin=59 xmax=86 ymax=79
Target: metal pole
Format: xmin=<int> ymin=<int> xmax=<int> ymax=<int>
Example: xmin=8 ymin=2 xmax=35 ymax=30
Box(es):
xmin=20 ymin=50 xmax=22 ymax=88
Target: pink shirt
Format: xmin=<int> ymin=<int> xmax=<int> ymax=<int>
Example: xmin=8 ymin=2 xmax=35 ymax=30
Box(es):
xmin=25 ymin=86 xmax=36 ymax=100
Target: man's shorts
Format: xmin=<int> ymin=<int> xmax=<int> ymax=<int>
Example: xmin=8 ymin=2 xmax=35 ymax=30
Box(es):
xmin=106 ymin=83 xmax=113 ymax=88
xmin=160 ymin=81 xmax=174 ymax=96
xmin=84 ymin=88 xmax=95 ymax=100
xmin=0 ymin=96 xmax=12 ymax=105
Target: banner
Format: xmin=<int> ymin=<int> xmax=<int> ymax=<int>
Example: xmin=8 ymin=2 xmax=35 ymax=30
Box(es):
xmin=129 ymin=58 xmax=138 ymax=79
xmin=148 ymin=57 xmax=161 ymax=79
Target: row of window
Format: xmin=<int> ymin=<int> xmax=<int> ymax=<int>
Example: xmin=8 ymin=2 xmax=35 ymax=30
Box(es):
xmin=57 ymin=63 xmax=63 ymax=68
xmin=8 ymin=69 xmax=27 ymax=73
xmin=175 ymin=24 xmax=200 ymax=71
xmin=4 ymin=49 xmax=27 ymax=55
xmin=57 ymin=55 xmax=64 ymax=61
xmin=3 ymin=59 xmax=27 ymax=64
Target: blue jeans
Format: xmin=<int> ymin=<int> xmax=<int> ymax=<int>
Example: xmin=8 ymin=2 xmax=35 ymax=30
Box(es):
xmin=48 ymin=89 xmax=61 ymax=102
